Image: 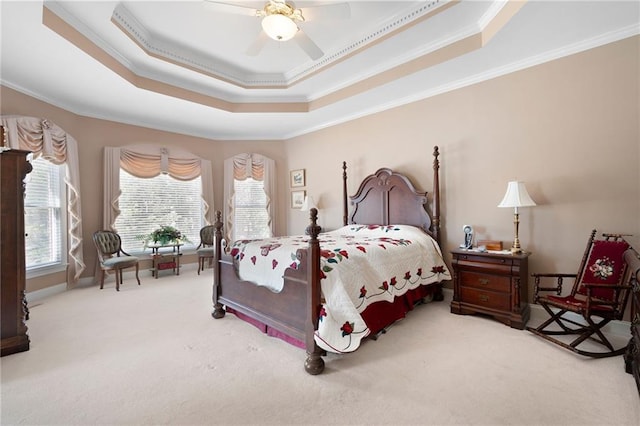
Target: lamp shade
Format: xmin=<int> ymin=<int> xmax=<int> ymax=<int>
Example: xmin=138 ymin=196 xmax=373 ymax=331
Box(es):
xmin=300 ymin=195 xmax=317 ymax=211
xmin=498 ymin=181 xmax=536 ymax=208
xmin=262 ymin=14 xmax=298 ymax=41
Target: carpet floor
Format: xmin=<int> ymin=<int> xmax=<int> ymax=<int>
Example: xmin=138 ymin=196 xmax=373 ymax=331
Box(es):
xmin=1 ymin=268 xmax=639 ymax=425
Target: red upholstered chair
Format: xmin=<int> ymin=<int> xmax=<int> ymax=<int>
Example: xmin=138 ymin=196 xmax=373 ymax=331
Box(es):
xmin=527 ymin=230 xmax=632 ymax=357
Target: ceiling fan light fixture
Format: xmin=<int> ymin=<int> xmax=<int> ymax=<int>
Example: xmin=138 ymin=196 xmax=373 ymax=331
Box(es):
xmin=261 ymin=14 xmax=298 ymax=41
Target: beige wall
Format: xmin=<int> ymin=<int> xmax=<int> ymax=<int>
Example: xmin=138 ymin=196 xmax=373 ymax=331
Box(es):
xmin=285 ymin=36 xmax=640 ymax=300
xmin=2 ymin=36 xmax=638 ymax=299
xmin=0 ymin=86 xmax=286 ymax=291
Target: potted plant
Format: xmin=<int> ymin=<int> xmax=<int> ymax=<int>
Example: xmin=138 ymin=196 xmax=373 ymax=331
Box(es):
xmin=137 ymin=225 xmax=190 ymax=248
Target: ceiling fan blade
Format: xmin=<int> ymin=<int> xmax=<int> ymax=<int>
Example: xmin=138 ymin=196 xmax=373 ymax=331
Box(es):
xmin=246 ymin=30 xmax=270 ymax=56
xmin=302 ymin=2 xmax=351 ymax=21
xmin=294 ymin=29 xmax=323 ymax=60
xmin=202 ymin=1 xmax=259 ymax=17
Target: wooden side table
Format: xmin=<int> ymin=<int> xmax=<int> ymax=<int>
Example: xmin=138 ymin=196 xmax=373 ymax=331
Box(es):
xmin=450 ymin=249 xmax=530 ymax=329
xmin=148 ymin=243 xmax=182 ymax=278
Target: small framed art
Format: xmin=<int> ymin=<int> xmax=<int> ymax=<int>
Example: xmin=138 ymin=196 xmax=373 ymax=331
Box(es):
xmin=291 ymin=190 xmax=306 ymax=209
xmin=290 ymin=169 xmax=305 ymax=188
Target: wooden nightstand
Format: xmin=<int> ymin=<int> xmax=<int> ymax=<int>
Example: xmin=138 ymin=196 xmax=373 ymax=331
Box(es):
xmin=450 ymin=249 xmax=530 ymax=329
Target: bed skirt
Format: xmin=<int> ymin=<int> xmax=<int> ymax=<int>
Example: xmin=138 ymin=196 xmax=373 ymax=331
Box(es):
xmin=226 ymin=283 xmax=441 ymax=350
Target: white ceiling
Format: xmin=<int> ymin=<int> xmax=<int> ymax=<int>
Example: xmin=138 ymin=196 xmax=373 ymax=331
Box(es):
xmin=1 ymin=1 xmax=638 ymax=140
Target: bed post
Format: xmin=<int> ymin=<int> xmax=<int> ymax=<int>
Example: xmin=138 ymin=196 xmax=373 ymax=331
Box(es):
xmin=432 ymin=146 xmax=445 ymax=302
xmin=342 ymin=161 xmax=348 ymax=226
xmin=305 ymin=208 xmax=325 ymax=375
xmin=432 ymin=146 xmax=441 ymax=245
xmin=211 ymin=211 xmax=225 ymax=319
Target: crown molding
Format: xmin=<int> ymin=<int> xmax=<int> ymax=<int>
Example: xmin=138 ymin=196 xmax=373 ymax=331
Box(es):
xmin=108 ymin=0 xmax=451 ymax=88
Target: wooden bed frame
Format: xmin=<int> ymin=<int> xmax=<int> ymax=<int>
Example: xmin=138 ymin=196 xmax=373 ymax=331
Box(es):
xmin=212 ymin=146 xmax=443 ymax=375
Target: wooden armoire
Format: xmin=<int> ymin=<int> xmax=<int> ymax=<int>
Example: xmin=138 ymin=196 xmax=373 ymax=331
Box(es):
xmin=0 ymin=125 xmax=32 ymax=356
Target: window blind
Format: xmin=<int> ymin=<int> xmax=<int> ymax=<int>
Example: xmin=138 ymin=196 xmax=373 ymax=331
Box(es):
xmin=24 ymin=157 xmax=65 ymax=269
xmin=233 ymin=178 xmax=270 ymax=241
xmin=116 ymin=170 xmax=203 ymax=253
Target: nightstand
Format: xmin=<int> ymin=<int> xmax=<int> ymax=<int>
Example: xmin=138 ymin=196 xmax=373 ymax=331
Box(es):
xmin=450 ymin=249 xmax=530 ymax=329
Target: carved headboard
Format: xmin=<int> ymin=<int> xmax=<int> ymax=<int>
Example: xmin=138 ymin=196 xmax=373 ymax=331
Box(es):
xmin=342 ymin=147 xmax=441 ymax=243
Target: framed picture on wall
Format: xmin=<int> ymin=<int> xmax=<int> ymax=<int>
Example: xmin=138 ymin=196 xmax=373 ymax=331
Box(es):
xmin=290 ymin=169 xmax=305 ymax=188
xmin=291 ymin=190 xmax=306 ymax=209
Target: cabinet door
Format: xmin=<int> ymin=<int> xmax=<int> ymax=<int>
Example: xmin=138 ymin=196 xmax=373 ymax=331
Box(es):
xmin=0 ymin=145 xmax=32 ymax=356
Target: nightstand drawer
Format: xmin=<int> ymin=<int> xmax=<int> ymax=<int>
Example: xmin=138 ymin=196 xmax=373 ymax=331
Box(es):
xmin=460 ymin=287 xmax=510 ymax=311
xmin=459 ymin=270 xmax=510 ymax=292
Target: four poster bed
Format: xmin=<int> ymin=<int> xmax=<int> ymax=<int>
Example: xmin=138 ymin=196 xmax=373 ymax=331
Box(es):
xmin=211 ymin=146 xmax=450 ymax=374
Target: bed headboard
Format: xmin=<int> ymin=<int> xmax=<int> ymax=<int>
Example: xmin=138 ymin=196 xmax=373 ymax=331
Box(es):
xmin=342 ymin=146 xmax=441 ymax=243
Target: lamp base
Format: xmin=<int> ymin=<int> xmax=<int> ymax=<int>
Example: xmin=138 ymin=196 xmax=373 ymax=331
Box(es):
xmin=510 ymin=212 xmax=523 ymax=254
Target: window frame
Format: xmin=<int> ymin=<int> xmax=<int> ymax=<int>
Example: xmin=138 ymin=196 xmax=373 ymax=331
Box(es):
xmin=115 ymin=170 xmax=205 ymax=255
xmin=24 ymin=157 xmax=68 ymax=279
xmin=232 ymin=177 xmax=271 ymax=242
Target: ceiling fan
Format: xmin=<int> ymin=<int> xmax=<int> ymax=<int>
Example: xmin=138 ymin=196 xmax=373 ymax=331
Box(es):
xmin=204 ymin=0 xmax=351 ymax=60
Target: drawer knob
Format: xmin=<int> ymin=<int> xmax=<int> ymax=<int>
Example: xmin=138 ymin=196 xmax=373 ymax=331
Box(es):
xmin=479 ymin=278 xmax=490 ymax=285
xmin=479 ymin=295 xmax=489 ymax=302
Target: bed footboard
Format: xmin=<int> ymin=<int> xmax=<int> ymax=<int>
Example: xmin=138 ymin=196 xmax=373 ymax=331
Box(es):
xmin=211 ymin=210 xmax=325 ymax=375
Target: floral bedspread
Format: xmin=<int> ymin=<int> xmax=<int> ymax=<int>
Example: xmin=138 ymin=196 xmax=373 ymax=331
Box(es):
xmin=228 ymin=224 xmax=451 ymax=353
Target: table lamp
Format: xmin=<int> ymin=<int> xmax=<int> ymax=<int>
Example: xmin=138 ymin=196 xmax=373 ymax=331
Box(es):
xmin=498 ymin=181 xmax=536 ymax=253
xmin=301 ymin=195 xmax=320 ymax=235
xmin=300 ymin=195 xmax=317 ymax=212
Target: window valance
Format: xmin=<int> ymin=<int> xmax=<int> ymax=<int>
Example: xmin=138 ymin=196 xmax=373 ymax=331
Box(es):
xmin=103 ymin=145 xmax=214 ymax=232
xmin=1 ymin=115 xmax=85 ymax=286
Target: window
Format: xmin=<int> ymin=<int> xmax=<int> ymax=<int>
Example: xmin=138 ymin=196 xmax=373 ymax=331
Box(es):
xmin=233 ymin=177 xmax=271 ymax=241
xmin=115 ymin=170 xmax=203 ymax=253
xmin=24 ymin=157 xmax=66 ymax=272
xmin=224 ymin=153 xmax=276 ymax=243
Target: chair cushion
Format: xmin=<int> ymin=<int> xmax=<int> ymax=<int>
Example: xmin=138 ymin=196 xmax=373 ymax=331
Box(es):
xmin=103 ymin=257 xmax=138 ymax=268
xmin=197 ymin=248 xmax=215 ymax=256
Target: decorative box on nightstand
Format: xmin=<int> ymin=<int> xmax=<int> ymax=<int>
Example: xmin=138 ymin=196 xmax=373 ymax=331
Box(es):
xmin=450 ymin=249 xmax=530 ymax=329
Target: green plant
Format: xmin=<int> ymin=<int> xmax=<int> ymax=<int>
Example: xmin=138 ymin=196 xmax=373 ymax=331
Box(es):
xmin=137 ymin=225 xmax=190 ymax=247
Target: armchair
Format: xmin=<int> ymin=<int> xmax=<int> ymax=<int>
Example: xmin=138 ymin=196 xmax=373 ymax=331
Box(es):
xmin=197 ymin=225 xmax=215 ymax=275
xmin=93 ymin=230 xmax=141 ymax=291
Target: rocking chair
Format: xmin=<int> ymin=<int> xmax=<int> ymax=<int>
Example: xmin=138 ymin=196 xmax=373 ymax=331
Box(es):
xmin=527 ymin=230 xmax=632 ymax=358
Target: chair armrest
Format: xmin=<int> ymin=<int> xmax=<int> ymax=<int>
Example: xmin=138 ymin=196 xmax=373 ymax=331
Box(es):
xmin=531 ymin=273 xmax=577 ymax=303
xmin=531 ymin=273 xmax=577 ymax=278
xmin=581 ymin=282 xmax=632 ymax=291
xmin=119 ymin=248 xmax=134 ymax=257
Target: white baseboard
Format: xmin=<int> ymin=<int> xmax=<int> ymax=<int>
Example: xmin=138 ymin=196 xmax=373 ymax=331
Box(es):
xmin=25 ymin=283 xmax=68 ymax=304
xmin=27 ymin=280 xmax=632 ymax=339
xmin=528 ymin=303 xmax=630 ymax=338
xmin=26 ymin=262 xmax=200 ymax=303
xmin=441 ymin=287 xmax=630 ymax=338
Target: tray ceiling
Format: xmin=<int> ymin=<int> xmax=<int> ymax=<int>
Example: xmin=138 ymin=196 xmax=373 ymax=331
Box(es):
xmin=1 ymin=1 xmax=638 ymax=140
